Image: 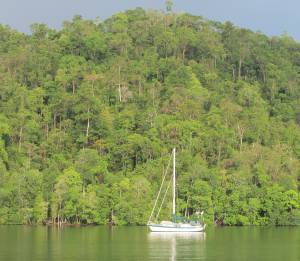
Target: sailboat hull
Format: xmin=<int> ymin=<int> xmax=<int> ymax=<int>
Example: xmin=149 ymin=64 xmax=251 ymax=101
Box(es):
xmin=148 ymin=223 xmax=206 ymax=232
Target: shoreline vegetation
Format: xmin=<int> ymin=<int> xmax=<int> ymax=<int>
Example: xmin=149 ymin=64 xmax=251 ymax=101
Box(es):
xmin=0 ymin=7 xmax=300 ymax=226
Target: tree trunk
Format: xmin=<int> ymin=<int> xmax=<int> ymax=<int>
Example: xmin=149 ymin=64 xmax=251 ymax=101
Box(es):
xmin=46 ymin=123 xmax=49 ymax=139
xmin=238 ymin=57 xmax=243 ymax=79
xmin=182 ymin=46 xmax=186 ymax=60
xmin=53 ymin=112 xmax=57 ymax=129
xmin=237 ymin=124 xmax=244 ymax=152
xmin=92 ymin=80 xmax=95 ymax=97
xmin=59 ymin=115 xmax=62 ymax=131
xmin=138 ymin=78 xmax=142 ymax=96
xmin=58 ymin=202 xmax=61 ymax=226
xmin=217 ymin=143 xmax=222 ymax=166
xmin=72 ymin=80 xmax=75 ymax=94
xmin=118 ymin=66 xmax=122 ymax=102
xmin=184 ymin=196 xmax=189 ymax=217
xmin=261 ymin=66 xmax=266 ymax=83
xmin=18 ymin=127 xmax=23 ymax=152
xmin=86 ymin=107 xmax=90 ymax=141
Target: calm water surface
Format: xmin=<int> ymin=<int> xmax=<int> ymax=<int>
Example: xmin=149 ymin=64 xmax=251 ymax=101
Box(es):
xmin=0 ymin=226 xmax=299 ymax=261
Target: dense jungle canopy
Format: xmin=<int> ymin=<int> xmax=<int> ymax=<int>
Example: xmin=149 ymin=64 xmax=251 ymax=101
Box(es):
xmin=0 ymin=7 xmax=299 ymax=225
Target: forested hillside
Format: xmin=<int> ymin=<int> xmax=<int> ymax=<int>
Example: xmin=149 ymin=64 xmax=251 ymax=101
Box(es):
xmin=0 ymin=8 xmax=299 ymax=226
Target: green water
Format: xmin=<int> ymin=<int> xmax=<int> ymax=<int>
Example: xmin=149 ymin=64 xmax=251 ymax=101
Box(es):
xmin=0 ymin=226 xmax=299 ymax=261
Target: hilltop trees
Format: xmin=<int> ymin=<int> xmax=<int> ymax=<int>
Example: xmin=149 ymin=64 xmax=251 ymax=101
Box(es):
xmin=0 ymin=9 xmax=299 ymax=225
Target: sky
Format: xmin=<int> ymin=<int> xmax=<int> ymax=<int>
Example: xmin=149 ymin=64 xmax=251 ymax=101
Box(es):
xmin=0 ymin=0 xmax=299 ymax=40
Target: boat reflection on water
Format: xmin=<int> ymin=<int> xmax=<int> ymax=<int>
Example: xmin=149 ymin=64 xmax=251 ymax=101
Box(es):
xmin=148 ymin=232 xmax=206 ymax=240
xmin=148 ymin=232 xmax=206 ymax=260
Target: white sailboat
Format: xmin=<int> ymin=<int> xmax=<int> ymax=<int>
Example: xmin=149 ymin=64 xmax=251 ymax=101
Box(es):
xmin=147 ymin=148 xmax=206 ymax=232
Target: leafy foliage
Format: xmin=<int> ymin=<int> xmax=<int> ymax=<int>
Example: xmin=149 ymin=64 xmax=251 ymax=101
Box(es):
xmin=0 ymin=10 xmax=299 ymax=226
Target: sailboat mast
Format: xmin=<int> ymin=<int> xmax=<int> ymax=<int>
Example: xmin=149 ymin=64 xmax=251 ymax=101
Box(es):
xmin=172 ymin=148 xmax=176 ymax=216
